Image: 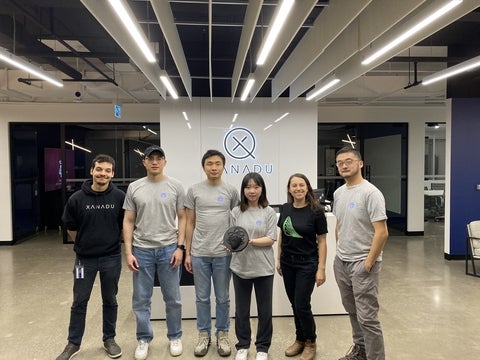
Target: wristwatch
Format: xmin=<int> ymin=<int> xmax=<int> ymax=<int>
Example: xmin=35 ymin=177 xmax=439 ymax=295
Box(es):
xmin=177 ymin=244 xmax=186 ymax=251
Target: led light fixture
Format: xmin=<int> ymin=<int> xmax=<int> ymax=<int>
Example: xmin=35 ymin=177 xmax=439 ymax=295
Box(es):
xmin=306 ymin=77 xmax=340 ymax=101
xmin=160 ymin=74 xmax=179 ymax=99
xmin=0 ymin=47 xmax=63 ymax=87
xmin=274 ymin=112 xmax=289 ymax=123
xmin=108 ymin=0 xmax=156 ymax=63
xmin=362 ymin=0 xmax=462 ymax=65
xmin=341 ymin=134 xmax=356 ymax=147
xmin=422 ymin=54 xmax=480 ymax=85
xmin=65 ymin=140 xmax=91 ymax=153
xmin=256 ymin=0 xmax=295 ymax=65
xmin=142 ymin=125 xmax=158 ymax=135
xmin=240 ymin=76 xmax=255 ymax=101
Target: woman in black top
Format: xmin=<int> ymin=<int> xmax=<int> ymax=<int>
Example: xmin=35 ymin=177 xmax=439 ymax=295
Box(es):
xmin=276 ymin=173 xmax=327 ymax=360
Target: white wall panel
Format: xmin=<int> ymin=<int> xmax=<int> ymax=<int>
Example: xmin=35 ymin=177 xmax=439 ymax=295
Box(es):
xmin=161 ymin=98 xmax=317 ymax=205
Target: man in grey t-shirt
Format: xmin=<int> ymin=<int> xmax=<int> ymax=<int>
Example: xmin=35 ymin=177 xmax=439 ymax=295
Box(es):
xmin=123 ymin=145 xmax=186 ymax=360
xmin=184 ymin=149 xmax=239 ymax=357
xmin=333 ymin=147 xmax=388 ymax=360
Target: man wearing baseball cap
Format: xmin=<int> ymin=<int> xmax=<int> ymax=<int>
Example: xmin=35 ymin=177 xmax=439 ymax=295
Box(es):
xmin=123 ymin=145 xmax=186 ymax=359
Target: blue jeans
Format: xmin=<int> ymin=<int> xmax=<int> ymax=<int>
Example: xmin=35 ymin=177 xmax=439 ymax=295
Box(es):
xmin=191 ymin=255 xmax=231 ymax=335
xmin=280 ymin=254 xmax=318 ymax=342
xmin=132 ymin=245 xmax=182 ymax=341
xmin=68 ymin=253 xmax=121 ymax=345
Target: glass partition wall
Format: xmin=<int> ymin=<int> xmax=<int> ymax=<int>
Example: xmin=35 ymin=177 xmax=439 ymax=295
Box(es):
xmin=317 ymin=123 xmax=408 ymax=232
xmin=10 ymin=123 xmax=160 ymax=242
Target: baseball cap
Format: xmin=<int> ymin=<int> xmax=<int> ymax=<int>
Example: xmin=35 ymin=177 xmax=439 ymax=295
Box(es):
xmin=144 ymin=145 xmax=165 ymax=158
xmin=223 ymin=226 xmax=249 ymax=252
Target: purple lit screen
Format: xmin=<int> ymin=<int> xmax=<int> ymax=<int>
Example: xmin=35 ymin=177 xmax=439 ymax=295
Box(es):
xmin=44 ymin=148 xmax=74 ymax=192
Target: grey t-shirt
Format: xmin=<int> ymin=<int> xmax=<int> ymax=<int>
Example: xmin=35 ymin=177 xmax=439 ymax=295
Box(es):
xmin=123 ymin=176 xmax=185 ymax=248
xmin=185 ymin=181 xmax=239 ymax=257
xmin=229 ymin=206 xmax=277 ymax=279
xmin=333 ymin=179 xmax=387 ymax=262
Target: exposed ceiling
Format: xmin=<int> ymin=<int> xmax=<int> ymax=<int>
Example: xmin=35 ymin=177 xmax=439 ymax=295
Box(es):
xmin=0 ymin=0 xmax=479 ymax=106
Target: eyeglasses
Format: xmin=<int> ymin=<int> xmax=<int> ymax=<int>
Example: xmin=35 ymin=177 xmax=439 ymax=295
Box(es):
xmin=336 ymin=158 xmax=358 ymax=167
xmin=145 ymin=156 xmax=165 ymax=162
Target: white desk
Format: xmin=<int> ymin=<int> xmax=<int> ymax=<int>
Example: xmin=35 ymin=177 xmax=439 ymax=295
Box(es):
xmin=151 ymin=213 xmax=345 ymax=319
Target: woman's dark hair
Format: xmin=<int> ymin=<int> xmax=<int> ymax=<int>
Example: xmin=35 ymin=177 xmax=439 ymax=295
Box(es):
xmin=91 ymin=154 xmax=115 ymax=171
xmin=201 ymin=149 xmax=226 ymax=167
xmin=286 ymin=173 xmax=323 ymax=214
xmin=239 ymin=172 xmax=269 ymax=212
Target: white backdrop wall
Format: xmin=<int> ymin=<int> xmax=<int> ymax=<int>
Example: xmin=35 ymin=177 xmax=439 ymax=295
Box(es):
xmin=161 ymin=98 xmax=317 ymax=205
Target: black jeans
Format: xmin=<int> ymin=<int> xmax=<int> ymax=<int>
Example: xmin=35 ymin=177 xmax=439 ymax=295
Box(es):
xmin=232 ymin=273 xmax=273 ymax=353
xmin=280 ymin=254 xmax=318 ymax=342
xmin=67 ymin=253 xmax=122 ymax=345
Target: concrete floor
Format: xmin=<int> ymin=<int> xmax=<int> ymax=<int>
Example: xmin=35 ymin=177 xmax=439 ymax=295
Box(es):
xmin=0 ymin=220 xmax=478 ymax=360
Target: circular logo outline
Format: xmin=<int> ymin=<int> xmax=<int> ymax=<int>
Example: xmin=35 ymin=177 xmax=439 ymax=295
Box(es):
xmin=223 ymin=127 xmax=256 ymax=160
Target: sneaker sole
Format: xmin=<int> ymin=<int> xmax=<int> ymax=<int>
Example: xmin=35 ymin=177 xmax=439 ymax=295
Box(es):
xmin=65 ymin=349 xmax=80 ymax=360
xmin=134 ymin=352 xmax=149 ymax=360
xmin=194 ymin=348 xmax=210 ymax=357
xmin=104 ymin=348 xmax=122 ymax=359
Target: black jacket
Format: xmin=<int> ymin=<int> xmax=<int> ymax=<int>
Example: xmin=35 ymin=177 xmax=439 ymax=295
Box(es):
xmin=62 ymin=180 xmax=125 ymax=257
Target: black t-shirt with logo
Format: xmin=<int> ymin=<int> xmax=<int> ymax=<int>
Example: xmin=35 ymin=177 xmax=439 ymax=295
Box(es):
xmin=277 ymin=203 xmax=328 ymax=258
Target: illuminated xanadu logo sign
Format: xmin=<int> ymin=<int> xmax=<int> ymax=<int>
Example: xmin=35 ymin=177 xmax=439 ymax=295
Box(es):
xmin=223 ymin=127 xmax=256 ymax=160
xmin=223 ymin=127 xmax=273 ymax=175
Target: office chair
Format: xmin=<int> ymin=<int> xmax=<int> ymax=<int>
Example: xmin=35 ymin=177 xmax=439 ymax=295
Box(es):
xmin=465 ymin=220 xmax=480 ymax=277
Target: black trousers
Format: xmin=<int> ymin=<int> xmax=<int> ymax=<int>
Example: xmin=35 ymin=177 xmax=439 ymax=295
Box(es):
xmin=232 ymin=273 xmax=274 ymax=353
xmin=280 ymin=255 xmax=318 ymax=342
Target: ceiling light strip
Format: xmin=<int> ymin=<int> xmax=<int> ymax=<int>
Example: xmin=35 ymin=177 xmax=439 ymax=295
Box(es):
xmin=160 ymin=74 xmax=179 ymax=99
xmin=362 ymin=0 xmax=463 ymax=65
xmin=0 ymin=47 xmax=63 ymax=87
xmin=306 ymin=77 xmax=340 ymax=101
xmin=240 ymin=77 xmax=255 ymax=101
xmin=108 ymin=0 xmax=156 ymax=63
xmin=422 ymin=54 xmax=480 ymax=85
xmin=256 ymin=0 xmax=295 ymax=65
xmin=65 ymin=140 xmax=92 ymax=153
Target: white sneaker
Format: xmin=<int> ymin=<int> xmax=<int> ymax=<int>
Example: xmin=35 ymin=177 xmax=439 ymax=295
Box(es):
xmin=134 ymin=340 xmax=149 ymax=360
xmin=169 ymin=338 xmax=183 ymax=357
xmin=256 ymin=351 xmax=268 ymax=360
xmin=235 ymin=348 xmax=249 ymax=360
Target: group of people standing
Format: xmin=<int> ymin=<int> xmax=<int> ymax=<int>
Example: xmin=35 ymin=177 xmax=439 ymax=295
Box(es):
xmin=56 ymin=145 xmax=388 ymax=360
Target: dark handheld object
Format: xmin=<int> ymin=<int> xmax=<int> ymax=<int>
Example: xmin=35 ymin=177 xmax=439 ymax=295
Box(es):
xmin=223 ymin=226 xmax=249 ymax=252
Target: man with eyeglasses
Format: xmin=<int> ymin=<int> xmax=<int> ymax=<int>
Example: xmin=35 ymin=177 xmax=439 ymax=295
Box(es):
xmin=332 ymin=146 xmax=388 ymax=360
xmin=123 ymin=145 xmax=186 ymax=360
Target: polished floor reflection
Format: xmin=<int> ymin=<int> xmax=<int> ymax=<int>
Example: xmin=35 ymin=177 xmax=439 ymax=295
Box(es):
xmin=0 ymin=221 xmax=478 ymax=360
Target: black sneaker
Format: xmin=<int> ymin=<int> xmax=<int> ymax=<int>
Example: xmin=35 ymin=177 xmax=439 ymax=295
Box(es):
xmin=338 ymin=344 xmax=367 ymax=360
xmin=56 ymin=342 xmax=80 ymax=360
xmin=104 ymin=338 xmax=122 ymax=359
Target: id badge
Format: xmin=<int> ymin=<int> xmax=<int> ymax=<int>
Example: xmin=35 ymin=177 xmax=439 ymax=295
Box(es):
xmin=75 ymin=264 xmax=84 ymax=279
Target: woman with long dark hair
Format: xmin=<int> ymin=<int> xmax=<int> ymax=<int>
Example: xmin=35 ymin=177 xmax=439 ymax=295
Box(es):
xmin=230 ymin=172 xmax=277 ymax=360
xmin=276 ymin=173 xmax=327 ymax=360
